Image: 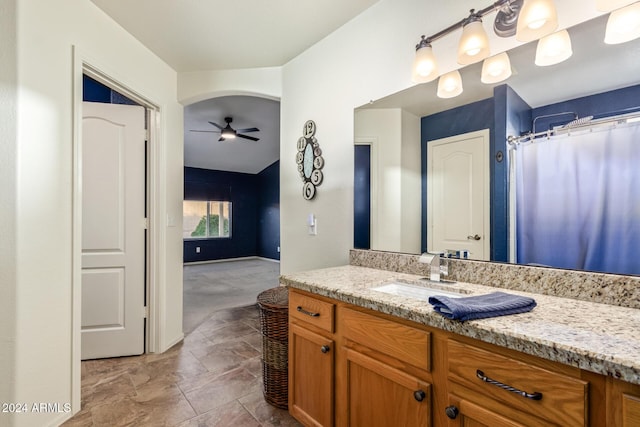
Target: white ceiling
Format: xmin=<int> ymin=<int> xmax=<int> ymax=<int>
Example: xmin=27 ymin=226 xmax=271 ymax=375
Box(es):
xmin=184 ymin=96 xmax=280 ymax=174
xmin=90 ymin=0 xmax=381 ymax=72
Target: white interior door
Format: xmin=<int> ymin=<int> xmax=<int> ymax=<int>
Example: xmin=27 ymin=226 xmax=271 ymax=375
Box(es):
xmin=81 ymin=101 xmax=146 ymax=360
xmin=427 ymin=129 xmax=490 ymax=260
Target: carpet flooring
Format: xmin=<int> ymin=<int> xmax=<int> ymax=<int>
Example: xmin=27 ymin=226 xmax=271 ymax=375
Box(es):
xmin=183 ymin=258 xmax=281 ymax=334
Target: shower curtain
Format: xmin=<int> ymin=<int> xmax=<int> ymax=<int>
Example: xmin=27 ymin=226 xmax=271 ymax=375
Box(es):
xmin=515 ymin=122 xmax=640 ymax=275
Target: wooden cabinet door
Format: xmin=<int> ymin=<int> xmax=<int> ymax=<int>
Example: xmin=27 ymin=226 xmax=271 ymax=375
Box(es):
xmin=345 ymin=349 xmax=431 ymax=427
xmin=289 ymin=323 xmax=334 ymax=427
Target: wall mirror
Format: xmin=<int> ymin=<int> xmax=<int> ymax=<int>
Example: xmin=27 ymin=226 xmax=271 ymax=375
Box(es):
xmin=354 ymin=13 xmax=640 ymax=275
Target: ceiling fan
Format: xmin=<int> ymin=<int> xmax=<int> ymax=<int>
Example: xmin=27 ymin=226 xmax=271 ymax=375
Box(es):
xmin=190 ymin=117 xmax=260 ymax=141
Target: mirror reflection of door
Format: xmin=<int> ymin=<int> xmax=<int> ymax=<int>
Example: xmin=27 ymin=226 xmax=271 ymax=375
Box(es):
xmin=354 ymin=144 xmax=371 ymax=249
xmin=427 ymin=129 xmax=490 ymax=260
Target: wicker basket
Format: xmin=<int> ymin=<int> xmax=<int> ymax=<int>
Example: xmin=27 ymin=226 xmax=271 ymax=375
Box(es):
xmin=257 ymin=286 xmax=289 ymax=409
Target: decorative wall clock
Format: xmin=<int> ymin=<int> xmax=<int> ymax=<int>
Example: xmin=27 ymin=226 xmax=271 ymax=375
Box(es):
xmin=296 ymin=120 xmax=324 ymax=200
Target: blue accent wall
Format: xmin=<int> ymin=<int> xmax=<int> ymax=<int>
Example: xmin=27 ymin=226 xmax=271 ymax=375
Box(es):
xmin=354 ymin=145 xmax=371 ymax=249
xmin=531 ymin=84 xmax=640 ymax=131
xmin=83 ymin=74 xmax=137 ymax=105
xmin=257 ymin=161 xmax=281 ymax=260
xmin=184 ymin=163 xmax=280 ymax=263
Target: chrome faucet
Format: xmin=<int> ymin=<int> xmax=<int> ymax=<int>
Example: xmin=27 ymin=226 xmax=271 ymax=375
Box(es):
xmin=419 ymin=252 xmax=444 ymax=282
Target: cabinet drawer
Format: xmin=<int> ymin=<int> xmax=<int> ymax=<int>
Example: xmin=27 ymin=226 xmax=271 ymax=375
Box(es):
xmin=342 ymin=307 xmax=430 ymax=371
xmin=448 ymin=340 xmax=588 ymax=427
xmin=289 ymin=291 xmax=335 ymax=333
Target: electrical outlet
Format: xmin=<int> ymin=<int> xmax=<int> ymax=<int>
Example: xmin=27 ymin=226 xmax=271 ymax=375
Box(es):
xmin=195 ymin=247 xmax=200 ymax=253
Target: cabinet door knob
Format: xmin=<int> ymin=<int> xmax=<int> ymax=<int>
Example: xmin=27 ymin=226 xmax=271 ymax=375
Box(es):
xmin=320 ymin=345 xmax=330 ymax=353
xmin=445 ymin=405 xmax=459 ymax=419
xmin=413 ymin=390 xmax=426 ymax=402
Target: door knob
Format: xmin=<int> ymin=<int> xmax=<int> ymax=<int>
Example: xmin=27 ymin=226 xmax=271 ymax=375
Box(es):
xmin=467 ymin=234 xmax=481 ymax=240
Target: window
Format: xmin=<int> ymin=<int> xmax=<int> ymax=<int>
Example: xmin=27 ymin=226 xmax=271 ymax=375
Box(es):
xmin=183 ymin=201 xmax=231 ymax=239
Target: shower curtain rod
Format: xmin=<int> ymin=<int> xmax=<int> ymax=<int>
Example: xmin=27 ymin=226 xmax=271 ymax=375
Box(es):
xmin=507 ymin=108 xmax=640 ymax=146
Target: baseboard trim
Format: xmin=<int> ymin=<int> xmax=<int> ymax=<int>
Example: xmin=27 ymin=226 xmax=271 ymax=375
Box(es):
xmin=183 ymin=256 xmax=280 ymax=266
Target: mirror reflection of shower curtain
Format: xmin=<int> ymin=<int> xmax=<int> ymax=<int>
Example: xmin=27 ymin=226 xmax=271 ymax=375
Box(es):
xmin=515 ymin=123 xmax=640 ymax=275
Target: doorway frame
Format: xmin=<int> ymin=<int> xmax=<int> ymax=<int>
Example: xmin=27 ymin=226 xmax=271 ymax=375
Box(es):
xmin=71 ymin=46 xmax=163 ymax=411
xmin=354 ymin=137 xmax=378 ymax=249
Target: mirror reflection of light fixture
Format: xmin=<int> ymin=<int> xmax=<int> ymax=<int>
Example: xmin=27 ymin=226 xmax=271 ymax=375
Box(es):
xmin=516 ymin=0 xmax=559 ymax=42
xmin=437 ymin=70 xmax=463 ymax=98
xmin=535 ymin=29 xmax=573 ymax=66
xmin=596 ymin=0 xmax=635 ymax=12
xmin=481 ymin=52 xmax=513 ymax=83
xmin=604 ymin=2 xmax=640 ymax=44
xmin=457 ymin=11 xmax=491 ymax=65
xmin=412 ymin=37 xmax=439 ymax=83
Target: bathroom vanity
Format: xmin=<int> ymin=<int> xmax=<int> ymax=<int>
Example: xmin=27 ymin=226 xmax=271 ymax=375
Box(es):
xmin=282 ymin=250 xmax=640 ymax=426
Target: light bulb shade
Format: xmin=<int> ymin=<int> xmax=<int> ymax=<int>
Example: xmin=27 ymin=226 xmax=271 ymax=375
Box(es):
xmin=596 ymin=0 xmax=635 ymax=12
xmin=604 ymin=2 xmax=640 ymax=44
xmin=412 ymin=44 xmax=439 ymax=83
xmin=516 ymin=0 xmax=559 ymax=42
xmin=481 ymin=52 xmax=513 ymax=83
xmin=437 ymin=70 xmax=463 ymax=98
xmin=457 ymin=19 xmax=490 ymax=65
xmin=535 ymin=29 xmax=572 ymax=66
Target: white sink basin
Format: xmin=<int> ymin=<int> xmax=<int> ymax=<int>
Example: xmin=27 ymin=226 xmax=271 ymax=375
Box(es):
xmin=371 ymin=282 xmax=464 ymax=301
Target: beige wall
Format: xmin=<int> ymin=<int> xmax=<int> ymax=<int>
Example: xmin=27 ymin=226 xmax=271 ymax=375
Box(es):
xmin=4 ymin=1 xmax=184 ymax=425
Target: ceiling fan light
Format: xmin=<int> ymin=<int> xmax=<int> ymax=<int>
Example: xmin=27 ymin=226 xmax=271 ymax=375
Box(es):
xmin=604 ymin=2 xmax=640 ymax=44
xmin=516 ymin=0 xmax=559 ymax=42
xmin=481 ymin=52 xmax=513 ymax=83
xmin=437 ymin=70 xmax=463 ymax=98
xmin=412 ymin=41 xmax=439 ymax=83
xmin=221 ymin=128 xmax=236 ymax=139
xmin=596 ymin=0 xmax=636 ymax=12
xmin=457 ymin=19 xmax=491 ymax=65
xmin=535 ymin=29 xmax=573 ymax=66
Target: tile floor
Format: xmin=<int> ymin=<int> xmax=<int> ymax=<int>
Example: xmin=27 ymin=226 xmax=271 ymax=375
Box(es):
xmin=62 ymin=304 xmax=301 ymax=427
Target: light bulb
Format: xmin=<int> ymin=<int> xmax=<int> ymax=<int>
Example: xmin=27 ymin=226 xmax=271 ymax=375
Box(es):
xmin=605 ymin=2 xmax=640 ymax=44
xmin=535 ymin=30 xmax=572 ymax=66
xmin=437 ymin=70 xmax=463 ymax=98
xmin=481 ymin=52 xmax=513 ymax=83
xmin=457 ymin=19 xmax=490 ymax=65
xmin=516 ymin=0 xmax=559 ymax=42
xmin=412 ymin=42 xmax=439 ymax=83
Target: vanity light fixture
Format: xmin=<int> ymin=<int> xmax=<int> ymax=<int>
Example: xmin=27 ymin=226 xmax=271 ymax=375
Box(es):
xmin=411 ymin=0 xmax=523 ymax=83
xmin=604 ymin=2 xmax=640 ymax=44
xmin=515 ymin=0 xmax=559 ymax=42
xmin=437 ymin=70 xmax=464 ymax=98
xmin=457 ymin=11 xmax=491 ymax=64
xmin=481 ymin=52 xmax=513 ymax=83
xmin=535 ymin=29 xmax=573 ymax=66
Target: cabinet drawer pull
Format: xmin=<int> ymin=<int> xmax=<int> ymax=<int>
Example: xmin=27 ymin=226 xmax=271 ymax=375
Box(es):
xmin=476 ymin=370 xmax=543 ymax=400
xmin=413 ymin=390 xmax=426 ymax=402
xmin=321 ymin=345 xmax=330 ymax=354
xmin=297 ymin=306 xmax=320 ymax=317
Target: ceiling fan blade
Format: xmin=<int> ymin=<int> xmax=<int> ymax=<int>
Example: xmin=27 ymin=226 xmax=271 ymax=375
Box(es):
xmin=208 ymin=121 xmax=224 ymax=130
xmin=236 ymin=127 xmax=259 ymax=133
xmin=190 ymin=129 xmax=220 ymax=133
xmin=237 ymin=133 xmax=259 ymax=141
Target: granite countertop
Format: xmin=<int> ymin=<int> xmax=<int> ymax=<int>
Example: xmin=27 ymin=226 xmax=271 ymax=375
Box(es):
xmin=280 ymin=265 xmax=640 ymax=385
